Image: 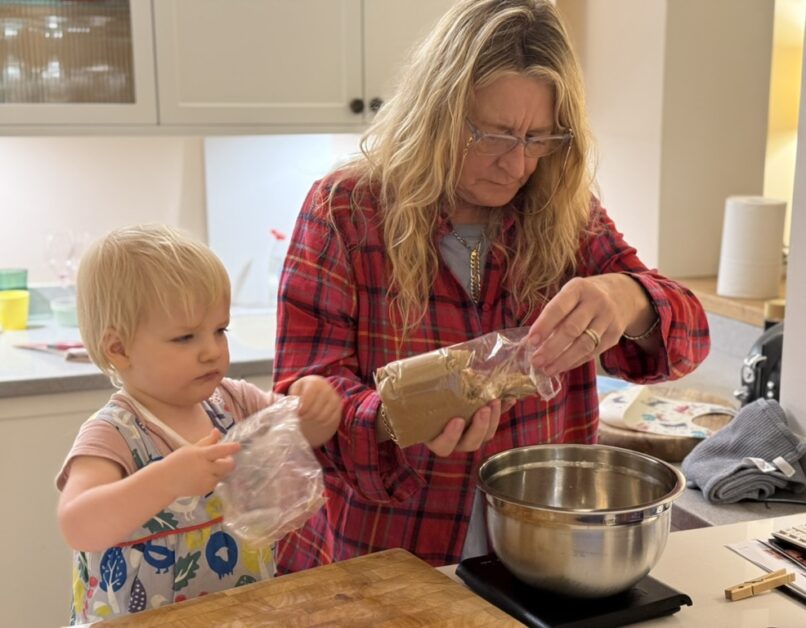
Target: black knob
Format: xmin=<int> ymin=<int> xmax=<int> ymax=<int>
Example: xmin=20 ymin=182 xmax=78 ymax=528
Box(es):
xmin=349 ymin=98 xmax=364 ymax=114
xmin=369 ymin=97 xmax=384 ymax=113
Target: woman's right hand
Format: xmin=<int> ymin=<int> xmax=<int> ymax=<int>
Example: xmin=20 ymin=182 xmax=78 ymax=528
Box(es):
xmin=425 ymin=399 xmax=514 ymax=457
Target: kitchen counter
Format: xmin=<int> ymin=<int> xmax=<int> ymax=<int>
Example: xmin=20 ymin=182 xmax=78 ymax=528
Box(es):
xmin=595 ymin=378 xmax=805 ymax=530
xmin=673 ymin=484 xmax=806 ymax=530
xmin=440 ymin=512 xmax=806 ymax=626
xmin=98 ymin=514 xmax=806 ymax=626
xmin=0 ymin=311 xmax=275 ymax=398
xmin=674 ymin=275 xmax=786 ymax=327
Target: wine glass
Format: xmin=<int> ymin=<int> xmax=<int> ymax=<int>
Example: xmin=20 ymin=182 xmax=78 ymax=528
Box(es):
xmin=44 ymin=229 xmax=89 ymax=287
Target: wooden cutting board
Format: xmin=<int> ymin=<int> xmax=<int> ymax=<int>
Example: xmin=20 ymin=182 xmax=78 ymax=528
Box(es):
xmin=597 ymin=385 xmax=737 ymax=463
xmin=98 ymin=548 xmax=520 ymax=627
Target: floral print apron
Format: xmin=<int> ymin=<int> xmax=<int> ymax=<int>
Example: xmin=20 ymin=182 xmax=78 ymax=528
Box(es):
xmin=69 ymin=398 xmax=274 ymax=625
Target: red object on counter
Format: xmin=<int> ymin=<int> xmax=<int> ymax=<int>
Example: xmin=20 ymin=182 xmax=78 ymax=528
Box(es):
xmin=14 ymin=342 xmax=90 ymax=362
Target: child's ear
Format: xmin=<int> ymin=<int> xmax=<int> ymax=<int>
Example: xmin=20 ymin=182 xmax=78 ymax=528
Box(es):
xmin=103 ymin=329 xmax=130 ymax=371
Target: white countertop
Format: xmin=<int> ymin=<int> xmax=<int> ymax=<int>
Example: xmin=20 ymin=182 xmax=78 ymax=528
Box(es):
xmin=641 ymin=512 xmax=806 ymax=626
xmin=0 ymin=311 xmax=276 ymax=397
xmin=440 ymin=511 xmax=806 ymax=626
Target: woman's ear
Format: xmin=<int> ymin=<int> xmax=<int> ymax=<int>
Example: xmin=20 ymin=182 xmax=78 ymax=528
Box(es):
xmin=103 ymin=329 xmax=130 ymax=371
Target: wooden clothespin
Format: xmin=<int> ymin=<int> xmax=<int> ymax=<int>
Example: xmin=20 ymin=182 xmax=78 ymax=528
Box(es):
xmin=725 ymin=569 xmax=796 ymax=601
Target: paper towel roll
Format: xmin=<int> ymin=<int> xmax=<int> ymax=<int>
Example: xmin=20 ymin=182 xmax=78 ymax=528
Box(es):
xmin=717 ymin=196 xmax=786 ymax=298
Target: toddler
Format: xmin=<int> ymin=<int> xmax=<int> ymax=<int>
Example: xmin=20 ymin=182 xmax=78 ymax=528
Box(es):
xmin=56 ymin=224 xmax=341 ymax=624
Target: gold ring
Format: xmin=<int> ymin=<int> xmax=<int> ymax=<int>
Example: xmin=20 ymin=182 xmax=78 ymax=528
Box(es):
xmin=582 ymin=327 xmax=601 ymax=350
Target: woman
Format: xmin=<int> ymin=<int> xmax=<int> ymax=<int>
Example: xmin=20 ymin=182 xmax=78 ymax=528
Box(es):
xmin=273 ymin=0 xmax=709 ymax=572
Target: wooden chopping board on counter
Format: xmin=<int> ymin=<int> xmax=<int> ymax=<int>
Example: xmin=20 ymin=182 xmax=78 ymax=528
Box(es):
xmin=98 ymin=548 xmax=520 ymax=627
xmin=597 ymin=385 xmax=737 ymax=463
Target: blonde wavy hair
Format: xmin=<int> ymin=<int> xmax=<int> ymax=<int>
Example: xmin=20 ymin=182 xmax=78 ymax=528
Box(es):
xmin=76 ymin=224 xmax=230 ymax=383
xmin=331 ymin=0 xmax=594 ymax=332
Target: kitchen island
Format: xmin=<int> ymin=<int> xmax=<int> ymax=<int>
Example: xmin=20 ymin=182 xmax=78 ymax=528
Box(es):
xmin=640 ymin=511 xmax=806 ymax=625
xmin=438 ymin=511 xmax=806 ymax=626
xmin=91 ymin=513 xmax=806 ymax=626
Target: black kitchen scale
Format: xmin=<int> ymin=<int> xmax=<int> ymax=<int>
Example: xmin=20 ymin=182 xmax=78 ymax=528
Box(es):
xmin=457 ymin=554 xmax=692 ymax=628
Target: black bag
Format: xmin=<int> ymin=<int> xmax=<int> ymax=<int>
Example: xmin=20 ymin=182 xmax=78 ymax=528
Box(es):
xmin=736 ymin=322 xmax=783 ymax=406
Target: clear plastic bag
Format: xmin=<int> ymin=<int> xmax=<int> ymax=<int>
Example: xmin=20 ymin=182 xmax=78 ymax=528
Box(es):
xmin=217 ymin=396 xmax=325 ymax=545
xmin=375 ymin=327 xmax=561 ymax=447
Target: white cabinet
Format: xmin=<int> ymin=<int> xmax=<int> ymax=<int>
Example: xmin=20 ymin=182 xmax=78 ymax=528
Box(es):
xmin=363 ymin=0 xmax=456 ymax=116
xmin=0 ymin=0 xmax=157 ymax=126
xmin=149 ymin=0 xmax=455 ymax=130
xmin=0 ymin=0 xmax=455 ymax=132
xmin=1 ymin=388 xmax=114 ymax=628
xmin=153 ymin=0 xmax=363 ymax=127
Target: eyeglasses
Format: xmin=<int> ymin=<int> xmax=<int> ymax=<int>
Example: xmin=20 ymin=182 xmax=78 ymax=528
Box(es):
xmin=465 ymin=120 xmax=573 ymax=158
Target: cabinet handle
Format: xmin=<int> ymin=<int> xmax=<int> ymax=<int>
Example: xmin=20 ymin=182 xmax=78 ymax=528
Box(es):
xmin=349 ymin=98 xmax=365 ymax=114
xmin=369 ymin=97 xmax=384 ymax=113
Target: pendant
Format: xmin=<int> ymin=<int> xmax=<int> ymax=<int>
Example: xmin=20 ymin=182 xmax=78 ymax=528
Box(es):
xmin=470 ymin=248 xmax=481 ymax=303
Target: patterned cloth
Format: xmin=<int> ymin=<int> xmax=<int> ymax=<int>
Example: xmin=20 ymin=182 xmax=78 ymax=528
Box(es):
xmin=273 ymin=175 xmax=710 ymax=573
xmin=60 ymin=384 xmax=274 ymax=624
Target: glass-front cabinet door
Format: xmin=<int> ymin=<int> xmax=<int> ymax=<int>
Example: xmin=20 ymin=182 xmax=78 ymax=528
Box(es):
xmin=0 ymin=0 xmax=156 ymax=126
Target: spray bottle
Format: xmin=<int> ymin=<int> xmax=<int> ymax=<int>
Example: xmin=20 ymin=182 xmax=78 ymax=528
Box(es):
xmin=267 ymin=228 xmax=287 ymax=312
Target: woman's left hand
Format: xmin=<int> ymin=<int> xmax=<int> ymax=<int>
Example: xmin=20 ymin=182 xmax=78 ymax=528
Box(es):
xmin=526 ymin=274 xmax=657 ymax=376
xmin=425 ymin=398 xmax=517 ymax=457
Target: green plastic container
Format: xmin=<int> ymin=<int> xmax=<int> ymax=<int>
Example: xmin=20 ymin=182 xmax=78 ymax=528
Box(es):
xmin=51 ymin=296 xmax=79 ymax=327
xmin=0 ymin=268 xmax=27 ymax=291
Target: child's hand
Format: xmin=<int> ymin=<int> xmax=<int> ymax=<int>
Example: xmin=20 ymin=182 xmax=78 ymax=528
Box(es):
xmin=288 ymin=375 xmax=342 ymax=447
xmin=163 ymin=429 xmax=241 ymax=499
xmin=57 ymin=429 xmax=240 ymax=552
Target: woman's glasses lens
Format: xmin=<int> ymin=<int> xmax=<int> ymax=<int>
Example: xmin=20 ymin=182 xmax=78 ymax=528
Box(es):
xmin=474 ymin=133 xmax=568 ymax=158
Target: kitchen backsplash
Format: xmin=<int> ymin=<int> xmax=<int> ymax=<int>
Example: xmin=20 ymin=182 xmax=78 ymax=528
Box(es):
xmin=205 ymin=134 xmax=361 ymax=307
xmin=0 ymin=136 xmax=208 ymax=283
xmin=0 ymin=133 xmax=359 ymax=299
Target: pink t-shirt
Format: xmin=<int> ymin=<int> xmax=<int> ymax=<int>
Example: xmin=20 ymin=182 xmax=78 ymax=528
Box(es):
xmin=56 ymin=378 xmax=276 ymax=490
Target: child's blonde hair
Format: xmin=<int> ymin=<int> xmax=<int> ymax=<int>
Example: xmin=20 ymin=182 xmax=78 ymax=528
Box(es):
xmin=76 ymin=224 xmax=231 ymax=382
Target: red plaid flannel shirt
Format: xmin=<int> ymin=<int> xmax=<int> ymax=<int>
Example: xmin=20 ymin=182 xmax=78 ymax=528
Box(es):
xmin=273 ymin=175 xmax=710 ymax=572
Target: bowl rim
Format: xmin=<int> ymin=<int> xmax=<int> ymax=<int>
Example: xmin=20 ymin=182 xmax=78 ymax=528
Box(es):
xmin=477 ymin=443 xmax=687 ymax=516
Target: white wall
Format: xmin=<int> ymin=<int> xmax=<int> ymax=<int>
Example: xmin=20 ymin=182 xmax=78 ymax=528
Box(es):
xmin=0 ymin=137 xmax=207 ymax=283
xmin=658 ymin=0 xmax=773 ymax=277
xmin=558 ymin=0 xmax=774 ymax=278
xmin=559 ymin=0 xmax=666 ymax=268
xmin=205 ymin=134 xmax=361 ymax=307
xmin=765 ymin=0 xmax=805 ymax=248
xmin=780 ymin=43 xmax=806 ymax=435
xmin=0 ymin=134 xmax=361 ymax=306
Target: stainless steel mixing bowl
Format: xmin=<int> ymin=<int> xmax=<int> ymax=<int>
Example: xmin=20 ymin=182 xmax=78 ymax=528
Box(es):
xmin=477 ymin=444 xmax=686 ymax=598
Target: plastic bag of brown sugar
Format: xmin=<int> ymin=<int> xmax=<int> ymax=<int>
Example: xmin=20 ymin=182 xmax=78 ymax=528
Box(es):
xmin=374 ymin=327 xmax=561 ymax=447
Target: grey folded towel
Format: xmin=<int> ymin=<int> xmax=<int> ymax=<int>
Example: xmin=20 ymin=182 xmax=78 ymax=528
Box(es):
xmin=681 ymin=399 xmax=806 ymax=504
